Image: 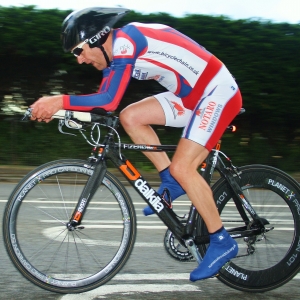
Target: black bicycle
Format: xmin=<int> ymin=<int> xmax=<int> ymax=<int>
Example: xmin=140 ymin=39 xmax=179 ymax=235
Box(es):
xmin=3 ymin=108 xmax=300 ymax=293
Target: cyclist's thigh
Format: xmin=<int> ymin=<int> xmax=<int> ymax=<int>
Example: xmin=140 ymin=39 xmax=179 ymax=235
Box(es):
xmin=182 ymin=65 xmax=242 ymax=151
xmin=120 ymin=96 xmax=167 ymax=125
xmin=154 ymin=92 xmax=192 ymax=127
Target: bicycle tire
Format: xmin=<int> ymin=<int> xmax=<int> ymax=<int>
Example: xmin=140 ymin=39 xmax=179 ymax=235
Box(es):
xmin=3 ymin=159 xmax=137 ymax=294
xmin=198 ymin=164 xmax=300 ymax=292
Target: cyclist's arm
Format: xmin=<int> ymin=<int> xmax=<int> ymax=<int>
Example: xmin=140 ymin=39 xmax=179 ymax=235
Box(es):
xmin=63 ymin=64 xmax=133 ymax=112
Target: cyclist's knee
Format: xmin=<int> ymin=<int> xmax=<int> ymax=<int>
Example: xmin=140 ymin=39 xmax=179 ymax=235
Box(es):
xmin=169 ymin=163 xmax=189 ymax=184
xmin=119 ymin=106 xmax=137 ymax=130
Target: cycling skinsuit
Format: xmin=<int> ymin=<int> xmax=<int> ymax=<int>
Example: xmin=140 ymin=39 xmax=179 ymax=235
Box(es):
xmin=63 ymin=22 xmax=242 ymax=151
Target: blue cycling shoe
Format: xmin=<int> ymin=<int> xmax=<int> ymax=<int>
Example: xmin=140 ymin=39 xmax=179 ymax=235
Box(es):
xmin=190 ymin=227 xmax=238 ymax=282
xmin=143 ymin=167 xmax=185 ymax=216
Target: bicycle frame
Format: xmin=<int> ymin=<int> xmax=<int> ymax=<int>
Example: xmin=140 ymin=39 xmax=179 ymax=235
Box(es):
xmin=67 ymin=115 xmax=266 ymax=257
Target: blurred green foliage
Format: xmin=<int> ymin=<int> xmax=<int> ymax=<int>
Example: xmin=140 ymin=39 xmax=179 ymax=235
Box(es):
xmin=0 ymin=6 xmax=299 ymax=171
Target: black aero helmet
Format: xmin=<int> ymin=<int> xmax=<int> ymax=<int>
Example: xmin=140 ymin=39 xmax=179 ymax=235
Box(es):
xmin=61 ymin=7 xmax=130 ymax=52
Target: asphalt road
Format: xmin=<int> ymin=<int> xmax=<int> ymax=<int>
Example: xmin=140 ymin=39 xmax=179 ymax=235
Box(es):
xmin=0 ymin=183 xmax=299 ymax=300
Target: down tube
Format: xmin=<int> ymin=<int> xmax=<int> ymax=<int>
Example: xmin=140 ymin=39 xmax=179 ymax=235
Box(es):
xmin=118 ymin=159 xmax=185 ymax=242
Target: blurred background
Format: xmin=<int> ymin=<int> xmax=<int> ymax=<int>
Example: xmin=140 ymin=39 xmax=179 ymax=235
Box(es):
xmin=0 ymin=2 xmax=299 ymax=173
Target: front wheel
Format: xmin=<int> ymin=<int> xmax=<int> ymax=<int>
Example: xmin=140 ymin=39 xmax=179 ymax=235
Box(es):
xmin=3 ymin=159 xmax=136 ymax=294
xmin=209 ymin=164 xmax=300 ymax=292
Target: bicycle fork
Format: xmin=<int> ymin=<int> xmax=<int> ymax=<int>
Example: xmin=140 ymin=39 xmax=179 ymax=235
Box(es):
xmin=67 ymin=159 xmax=107 ymax=230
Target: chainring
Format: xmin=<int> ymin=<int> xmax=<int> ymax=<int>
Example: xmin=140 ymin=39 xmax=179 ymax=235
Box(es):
xmin=164 ymin=228 xmax=195 ymax=262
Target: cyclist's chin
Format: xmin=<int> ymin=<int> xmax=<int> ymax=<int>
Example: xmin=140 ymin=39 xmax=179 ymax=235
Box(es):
xmin=91 ymin=62 xmax=104 ymax=71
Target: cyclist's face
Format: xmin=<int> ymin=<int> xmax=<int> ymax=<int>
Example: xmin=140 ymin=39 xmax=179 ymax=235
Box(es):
xmin=75 ymin=44 xmax=108 ymax=70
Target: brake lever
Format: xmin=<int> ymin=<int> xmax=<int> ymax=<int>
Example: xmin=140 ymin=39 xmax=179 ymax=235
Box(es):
xmin=58 ymin=119 xmax=76 ymax=136
xmin=63 ymin=111 xmax=83 ymax=130
xmin=59 ymin=111 xmax=84 ymax=136
xmin=21 ymin=108 xmax=33 ymax=121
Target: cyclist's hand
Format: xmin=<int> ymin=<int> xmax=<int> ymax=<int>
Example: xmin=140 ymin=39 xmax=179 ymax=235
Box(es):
xmin=30 ymin=95 xmax=63 ymax=123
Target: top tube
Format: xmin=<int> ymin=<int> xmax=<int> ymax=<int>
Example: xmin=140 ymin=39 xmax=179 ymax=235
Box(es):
xmin=120 ymin=143 xmax=177 ymax=152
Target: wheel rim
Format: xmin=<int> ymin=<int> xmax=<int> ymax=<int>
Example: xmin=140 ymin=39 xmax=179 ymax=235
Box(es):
xmin=6 ymin=164 xmax=135 ymax=289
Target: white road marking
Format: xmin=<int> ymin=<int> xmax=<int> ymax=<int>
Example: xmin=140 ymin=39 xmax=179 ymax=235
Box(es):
xmin=60 ymin=272 xmax=300 ymax=299
xmin=42 ymin=227 xmax=163 ymax=247
xmin=0 ymin=199 xmax=294 ymax=209
xmin=60 ymin=283 xmax=200 ymax=300
xmin=114 ymin=273 xmax=191 ymax=280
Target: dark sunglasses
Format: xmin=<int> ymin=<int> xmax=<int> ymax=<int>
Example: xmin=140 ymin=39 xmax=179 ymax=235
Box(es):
xmin=72 ymin=39 xmax=89 ymax=57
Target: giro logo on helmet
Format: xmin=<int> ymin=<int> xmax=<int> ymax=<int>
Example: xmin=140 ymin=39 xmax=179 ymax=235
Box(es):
xmin=89 ymin=26 xmax=111 ymax=44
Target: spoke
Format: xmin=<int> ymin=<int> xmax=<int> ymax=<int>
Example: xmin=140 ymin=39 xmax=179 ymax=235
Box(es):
xmin=28 ymin=226 xmax=68 ymax=262
xmin=56 ymin=175 xmax=71 ymax=220
xmin=45 ymin=231 xmax=70 ymax=274
xmin=70 ymin=231 xmax=87 ymax=275
xmin=27 ymin=202 xmax=67 ymax=226
xmin=64 ymin=232 xmax=70 ymax=278
xmin=72 ymin=229 xmax=110 ymax=266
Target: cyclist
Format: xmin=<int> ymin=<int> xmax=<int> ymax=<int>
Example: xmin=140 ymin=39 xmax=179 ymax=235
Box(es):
xmin=30 ymin=7 xmax=242 ymax=281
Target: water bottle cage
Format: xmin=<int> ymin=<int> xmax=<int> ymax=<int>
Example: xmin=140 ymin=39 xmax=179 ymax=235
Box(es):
xmin=161 ymin=188 xmax=172 ymax=208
